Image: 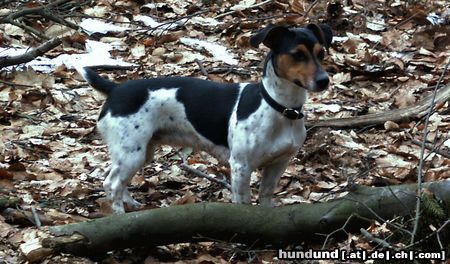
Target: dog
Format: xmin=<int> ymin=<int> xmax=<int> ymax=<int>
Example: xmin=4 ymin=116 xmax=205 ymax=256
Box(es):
xmin=76 ymin=23 xmax=333 ymax=213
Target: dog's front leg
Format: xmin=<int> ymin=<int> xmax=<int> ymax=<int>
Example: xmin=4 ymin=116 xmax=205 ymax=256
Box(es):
xmin=103 ymin=165 xmax=126 ymax=213
xmin=230 ymin=157 xmax=252 ymax=204
xmin=259 ymin=160 xmax=289 ymax=207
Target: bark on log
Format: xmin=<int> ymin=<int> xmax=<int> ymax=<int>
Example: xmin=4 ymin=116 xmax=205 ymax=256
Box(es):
xmin=306 ymin=84 xmax=450 ymax=128
xmin=0 ymin=197 xmax=20 ymax=209
xmin=42 ymin=180 xmax=450 ymax=257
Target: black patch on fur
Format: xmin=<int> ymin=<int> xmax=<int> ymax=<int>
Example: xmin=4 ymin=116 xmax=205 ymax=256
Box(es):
xmin=135 ymin=125 xmax=140 ymax=129
xmin=176 ymin=79 xmax=240 ymax=147
xmin=99 ymin=79 xmax=152 ymax=119
xmin=98 ymin=77 xmax=230 ymax=120
xmin=237 ymin=83 xmax=262 ymax=121
xmin=96 ymin=76 xmax=241 ymax=147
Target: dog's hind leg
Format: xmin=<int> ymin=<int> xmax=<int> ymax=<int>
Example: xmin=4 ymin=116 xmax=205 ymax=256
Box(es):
xmin=258 ymin=160 xmax=289 ymax=207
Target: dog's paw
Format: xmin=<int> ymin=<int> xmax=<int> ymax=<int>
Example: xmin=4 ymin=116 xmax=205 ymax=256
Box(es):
xmin=124 ymin=199 xmax=144 ymax=211
xmin=111 ymin=201 xmax=126 ymax=214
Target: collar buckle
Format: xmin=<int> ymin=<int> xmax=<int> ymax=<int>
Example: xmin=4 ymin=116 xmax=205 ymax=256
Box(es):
xmin=282 ymin=108 xmax=301 ymax=119
xmin=259 ymin=83 xmax=304 ymax=120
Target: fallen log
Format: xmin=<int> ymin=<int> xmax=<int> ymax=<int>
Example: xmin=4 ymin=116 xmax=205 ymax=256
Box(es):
xmin=41 ymin=180 xmax=450 ymax=257
xmin=306 ymin=84 xmax=450 ymax=128
xmin=0 ymin=197 xmax=20 ymax=209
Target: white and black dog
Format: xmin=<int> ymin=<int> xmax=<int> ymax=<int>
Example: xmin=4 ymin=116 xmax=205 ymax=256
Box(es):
xmin=76 ymin=23 xmax=332 ymax=213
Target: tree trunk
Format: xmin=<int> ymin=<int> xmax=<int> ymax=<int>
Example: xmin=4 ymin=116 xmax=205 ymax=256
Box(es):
xmin=43 ymin=181 xmax=450 ymax=257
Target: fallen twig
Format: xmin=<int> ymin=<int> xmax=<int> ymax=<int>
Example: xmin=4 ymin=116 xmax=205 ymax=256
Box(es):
xmin=40 ymin=10 xmax=78 ymax=30
xmin=194 ymin=59 xmax=209 ymax=77
xmin=7 ymin=18 xmax=49 ymax=39
xmin=410 ymin=59 xmax=450 ymax=244
xmin=410 ymin=139 xmax=450 ymax=159
xmin=206 ymin=66 xmax=253 ymax=76
xmin=215 ymin=0 xmax=273 ymax=19
xmin=180 ymin=163 xmax=231 ymax=190
xmin=320 ymin=214 xmax=369 ymax=249
xmin=304 ymin=0 xmax=320 ymax=18
xmin=0 ymin=0 xmax=77 ymax=39
xmin=0 ymin=38 xmax=62 ymax=69
xmin=0 ymin=0 xmax=70 ymax=22
xmin=0 ymin=79 xmax=35 ymax=88
xmin=306 ymin=83 xmax=450 ymax=129
xmin=405 ymin=219 xmax=450 ymax=251
xmin=87 ymin=65 xmax=138 ymax=71
xmin=360 ymin=228 xmax=393 ymax=249
xmin=31 ymin=207 xmax=42 ymax=228
xmin=142 ymin=10 xmax=208 ymax=38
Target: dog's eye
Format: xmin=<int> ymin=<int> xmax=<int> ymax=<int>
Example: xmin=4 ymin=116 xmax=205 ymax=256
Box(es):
xmin=292 ymin=51 xmax=307 ymax=61
xmin=317 ymin=49 xmax=325 ymax=60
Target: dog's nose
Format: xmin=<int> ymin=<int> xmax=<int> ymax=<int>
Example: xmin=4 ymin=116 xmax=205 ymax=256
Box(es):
xmin=314 ymin=73 xmax=329 ymax=91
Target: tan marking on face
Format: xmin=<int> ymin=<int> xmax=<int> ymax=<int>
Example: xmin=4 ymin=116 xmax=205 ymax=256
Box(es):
xmin=293 ymin=44 xmax=309 ymax=55
xmin=275 ymin=44 xmax=317 ymax=87
xmin=313 ymin=43 xmax=323 ymax=57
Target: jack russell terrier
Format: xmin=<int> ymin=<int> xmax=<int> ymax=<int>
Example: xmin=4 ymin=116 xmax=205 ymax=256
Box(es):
xmin=76 ymin=23 xmax=332 ymax=213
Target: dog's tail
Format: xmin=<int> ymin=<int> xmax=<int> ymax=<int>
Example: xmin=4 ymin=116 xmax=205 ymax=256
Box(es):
xmin=75 ymin=65 xmax=116 ymax=95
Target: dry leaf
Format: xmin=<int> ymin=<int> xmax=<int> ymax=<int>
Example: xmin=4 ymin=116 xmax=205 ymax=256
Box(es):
xmin=384 ymin=121 xmax=400 ymax=131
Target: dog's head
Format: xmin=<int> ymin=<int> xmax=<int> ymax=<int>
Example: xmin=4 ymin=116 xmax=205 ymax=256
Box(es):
xmin=250 ymin=23 xmax=332 ymax=92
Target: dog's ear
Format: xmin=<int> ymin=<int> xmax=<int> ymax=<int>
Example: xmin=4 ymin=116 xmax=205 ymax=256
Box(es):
xmin=250 ymin=24 xmax=295 ymax=52
xmin=306 ymin=23 xmax=333 ymax=49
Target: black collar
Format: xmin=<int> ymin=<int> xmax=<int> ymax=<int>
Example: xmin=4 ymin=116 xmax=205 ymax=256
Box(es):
xmin=260 ymin=83 xmax=304 ymax=120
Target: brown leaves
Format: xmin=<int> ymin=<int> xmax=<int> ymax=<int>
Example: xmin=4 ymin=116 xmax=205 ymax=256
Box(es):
xmin=381 ymin=29 xmax=411 ymax=51
xmin=290 ymin=0 xmax=305 ymax=15
xmin=393 ymin=87 xmax=417 ymax=108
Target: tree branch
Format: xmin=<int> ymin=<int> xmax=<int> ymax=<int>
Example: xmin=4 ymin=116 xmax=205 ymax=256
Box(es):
xmin=214 ymin=0 xmax=274 ymax=19
xmin=180 ymin=163 xmax=231 ymax=190
xmin=306 ymin=84 xmax=450 ymax=128
xmin=0 ymin=0 xmax=78 ymax=39
xmin=0 ymin=38 xmax=61 ymax=69
xmin=0 ymin=0 xmax=71 ymax=22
